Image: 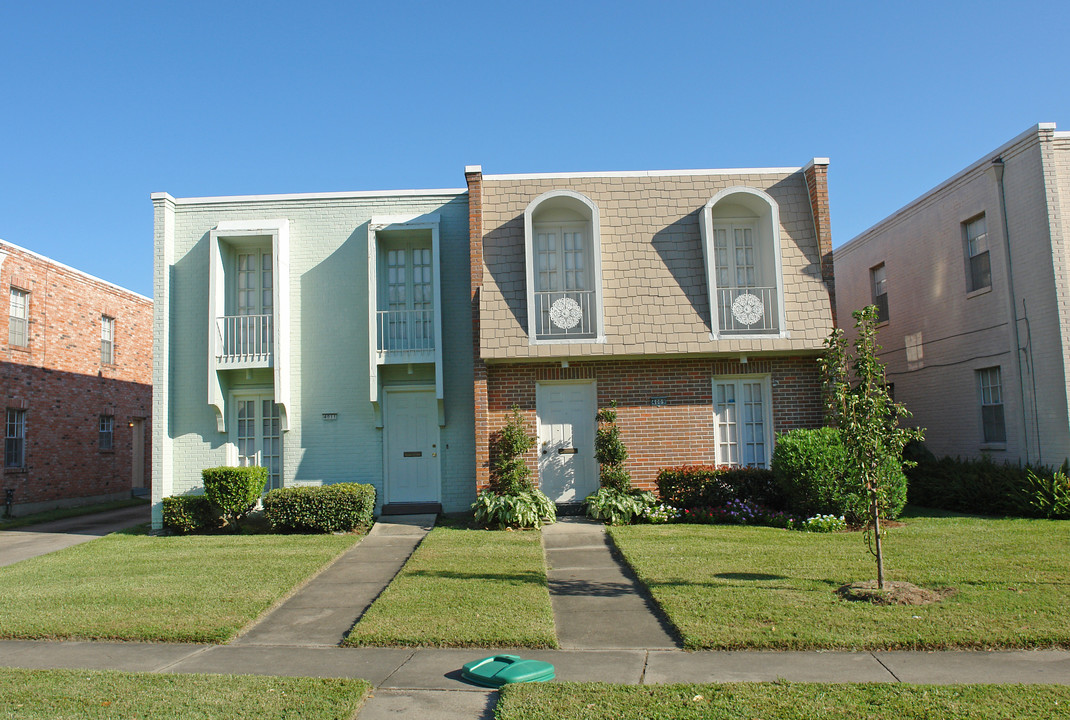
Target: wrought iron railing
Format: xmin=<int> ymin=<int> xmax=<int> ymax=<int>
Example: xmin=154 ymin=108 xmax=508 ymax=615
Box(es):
xmin=534 ymin=290 xmax=597 ymax=339
xmin=216 ymin=314 xmax=273 ymax=363
xmin=716 ymin=286 xmax=779 ymax=334
xmin=377 ymin=309 xmax=435 ymax=352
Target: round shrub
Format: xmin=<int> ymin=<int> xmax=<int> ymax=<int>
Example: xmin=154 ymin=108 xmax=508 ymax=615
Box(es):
xmin=263 ymin=483 xmax=376 ymax=533
xmin=772 ymin=427 xmax=908 ymax=524
xmin=472 ymin=489 xmax=556 ymax=529
xmin=202 ymin=466 xmax=267 ymax=529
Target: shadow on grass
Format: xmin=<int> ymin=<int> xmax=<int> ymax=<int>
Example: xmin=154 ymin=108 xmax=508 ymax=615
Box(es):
xmin=714 ymin=572 xmax=787 ymax=581
xmin=408 ymin=570 xmax=546 ymax=584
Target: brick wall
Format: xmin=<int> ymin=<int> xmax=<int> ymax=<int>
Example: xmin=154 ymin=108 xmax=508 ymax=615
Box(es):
xmin=0 ymin=241 xmax=152 ymax=512
xmin=478 ymin=355 xmax=823 ymax=494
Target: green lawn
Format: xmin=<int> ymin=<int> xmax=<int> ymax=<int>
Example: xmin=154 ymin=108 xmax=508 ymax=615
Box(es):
xmin=608 ymin=511 xmax=1070 ymax=649
xmin=0 ymin=498 xmax=147 ymax=531
xmin=344 ymin=524 xmax=557 ymax=647
xmin=0 ymin=528 xmax=360 ymax=643
xmin=496 ymin=682 xmax=1070 ymax=720
xmin=0 ymin=667 xmax=369 ymax=720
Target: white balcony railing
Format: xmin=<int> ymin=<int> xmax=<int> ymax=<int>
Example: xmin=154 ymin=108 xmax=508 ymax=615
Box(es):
xmin=216 ymin=314 xmax=273 ymax=366
xmin=717 ymin=286 xmax=779 ymax=334
xmin=534 ymin=290 xmax=597 ymax=339
xmin=377 ymin=309 xmax=435 ymax=353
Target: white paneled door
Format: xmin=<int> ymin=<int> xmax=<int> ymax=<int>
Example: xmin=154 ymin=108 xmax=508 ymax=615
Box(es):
xmin=713 ymin=377 xmax=770 ymax=468
xmin=385 ymin=389 xmax=440 ymax=504
xmin=536 ymin=382 xmax=597 ymax=503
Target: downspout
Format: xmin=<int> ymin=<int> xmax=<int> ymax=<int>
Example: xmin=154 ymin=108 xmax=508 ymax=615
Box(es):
xmin=988 ymin=157 xmax=1032 ymax=464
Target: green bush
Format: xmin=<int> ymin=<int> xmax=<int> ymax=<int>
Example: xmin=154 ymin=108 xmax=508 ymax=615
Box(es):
xmin=472 ymin=489 xmax=556 ymax=529
xmin=490 ymin=406 xmax=536 ymax=494
xmin=908 ymin=455 xmax=1070 ymax=519
xmin=161 ymin=495 xmax=221 ymax=534
xmin=202 ymin=466 xmax=267 ymax=530
xmin=791 ymin=514 xmax=848 ymax=533
xmin=595 ymin=403 xmax=632 ymax=491
xmin=772 ymin=427 xmax=908 ymax=524
xmin=656 ymin=465 xmax=781 ymax=509
xmin=585 ymin=487 xmax=656 ymax=525
xmin=263 ymin=483 xmax=376 ymax=533
xmin=1023 ymin=469 xmax=1070 ymax=519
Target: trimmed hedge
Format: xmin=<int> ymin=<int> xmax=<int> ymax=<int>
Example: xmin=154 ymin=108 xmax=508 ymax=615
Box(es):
xmin=771 ymin=427 xmax=907 ymax=524
xmin=161 ymin=495 xmax=221 ymax=534
xmin=202 ymin=466 xmax=267 ymax=528
xmin=263 ymin=483 xmax=375 ymax=533
xmin=656 ymin=465 xmax=781 ymax=509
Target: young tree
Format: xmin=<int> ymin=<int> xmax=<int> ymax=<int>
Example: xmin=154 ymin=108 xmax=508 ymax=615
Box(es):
xmin=820 ymin=305 xmax=924 ymax=589
xmin=595 ymin=401 xmax=632 ymax=491
xmin=490 ymin=405 xmax=536 ymax=495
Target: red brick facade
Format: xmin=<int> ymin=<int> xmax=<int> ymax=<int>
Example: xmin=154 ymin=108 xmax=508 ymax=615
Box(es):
xmin=0 ymin=242 xmax=152 ymax=513
xmin=479 ymin=355 xmax=824 ymax=494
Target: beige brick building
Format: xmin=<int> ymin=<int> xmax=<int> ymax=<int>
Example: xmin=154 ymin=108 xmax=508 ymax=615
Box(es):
xmin=467 ymin=162 xmax=837 ymax=501
xmin=835 ymin=123 xmax=1070 ymax=467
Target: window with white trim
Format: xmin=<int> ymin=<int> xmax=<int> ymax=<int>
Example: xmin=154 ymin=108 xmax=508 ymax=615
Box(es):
xmin=9 ymin=288 xmax=28 ymax=347
xmin=234 ymin=394 xmax=282 ymax=491
xmin=5 ymin=408 xmax=25 ymax=468
xmin=964 ymin=215 xmax=991 ymax=292
xmin=101 ymin=315 xmax=115 ymax=365
xmin=978 ymin=367 xmax=1006 ymax=444
xmin=99 ymin=415 xmax=114 ymax=451
xmin=713 ymin=377 xmax=771 ymax=468
xmin=379 ymin=240 xmax=434 ymax=351
xmin=525 ymin=191 xmax=602 ymax=341
xmin=870 ymin=263 xmax=888 ymax=323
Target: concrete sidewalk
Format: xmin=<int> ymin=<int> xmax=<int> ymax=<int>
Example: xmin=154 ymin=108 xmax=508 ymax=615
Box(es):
xmin=542 ymin=517 xmax=678 ymax=649
xmin=0 ymin=504 xmax=150 ymax=567
xmin=233 ymin=514 xmax=435 ymax=647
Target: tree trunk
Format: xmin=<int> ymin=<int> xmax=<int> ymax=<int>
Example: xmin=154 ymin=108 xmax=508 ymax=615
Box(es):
xmin=871 ymin=491 xmax=885 ymax=590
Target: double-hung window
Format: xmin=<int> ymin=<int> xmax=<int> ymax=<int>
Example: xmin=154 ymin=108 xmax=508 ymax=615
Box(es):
xmin=978 ymin=367 xmax=1006 ymax=444
xmin=5 ymin=409 xmax=25 ymax=468
xmin=964 ymin=215 xmax=991 ymax=292
xmin=870 ymin=263 xmax=888 ymax=323
xmin=99 ymin=415 xmax=114 ymax=450
xmin=9 ymin=288 xmax=28 ymax=347
xmin=101 ymin=315 xmax=115 ymax=365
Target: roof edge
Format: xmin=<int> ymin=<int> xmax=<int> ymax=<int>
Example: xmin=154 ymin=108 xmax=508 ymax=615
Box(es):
xmin=0 ymin=239 xmax=152 ymax=303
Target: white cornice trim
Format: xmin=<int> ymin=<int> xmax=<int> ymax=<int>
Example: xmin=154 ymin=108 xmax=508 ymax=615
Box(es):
xmin=484 ymin=167 xmax=803 ymax=181
xmin=0 ymin=238 xmax=152 ymax=303
xmin=158 ymin=188 xmax=467 ymax=206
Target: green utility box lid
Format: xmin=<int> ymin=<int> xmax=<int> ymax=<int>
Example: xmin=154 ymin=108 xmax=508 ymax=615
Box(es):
xmin=461 ymin=654 xmax=555 ymax=688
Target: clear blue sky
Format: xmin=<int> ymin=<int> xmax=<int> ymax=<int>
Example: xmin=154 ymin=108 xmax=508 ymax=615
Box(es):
xmin=2 ymin=1 xmax=1066 ymax=298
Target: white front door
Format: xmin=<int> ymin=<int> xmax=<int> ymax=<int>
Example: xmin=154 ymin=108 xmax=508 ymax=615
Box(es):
xmin=713 ymin=376 xmax=771 ymax=468
xmin=384 ymin=389 xmax=440 ymax=504
xmin=536 ymin=381 xmax=597 ymax=503
xmin=233 ymin=394 xmax=282 ymax=490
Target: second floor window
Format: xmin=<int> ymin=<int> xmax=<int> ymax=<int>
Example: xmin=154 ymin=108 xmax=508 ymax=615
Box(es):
xmin=101 ymin=315 xmax=115 ymax=364
xmin=99 ymin=415 xmax=114 ymax=451
xmin=380 ymin=243 xmax=434 ymax=351
xmin=964 ymin=215 xmax=991 ymax=292
xmin=5 ymin=408 xmax=25 ymax=468
xmin=870 ymin=263 xmax=888 ymax=323
xmin=9 ymin=288 xmax=28 ymax=347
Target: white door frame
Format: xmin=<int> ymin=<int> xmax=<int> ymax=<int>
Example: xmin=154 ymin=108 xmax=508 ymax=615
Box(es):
xmin=227 ymin=387 xmax=283 ymax=489
xmin=383 ymin=385 xmax=441 ymax=505
xmin=535 ymin=379 xmax=598 ymax=503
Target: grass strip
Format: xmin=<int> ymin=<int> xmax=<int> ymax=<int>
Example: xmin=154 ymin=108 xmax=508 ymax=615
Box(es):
xmin=0 ymin=667 xmax=369 ymax=720
xmin=345 ymin=524 xmax=557 ymax=647
xmin=0 ymin=528 xmax=360 ymax=643
xmin=0 ymin=499 xmax=147 ymax=530
xmin=496 ymin=681 xmax=1070 ymax=720
xmin=608 ymin=511 xmax=1070 ymax=650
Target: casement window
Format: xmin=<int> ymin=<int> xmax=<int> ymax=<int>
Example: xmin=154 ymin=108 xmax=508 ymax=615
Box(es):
xmin=232 ymin=251 xmax=273 ymax=357
xmin=524 ymin=191 xmax=603 ymax=342
xmin=870 ymin=263 xmax=888 ymax=323
xmin=8 ymin=288 xmax=28 ymax=347
xmin=380 ymin=242 xmax=434 ymax=350
xmin=234 ymin=394 xmax=282 ymax=491
xmin=99 ymin=415 xmax=114 ymax=451
xmin=964 ymin=215 xmax=991 ymax=292
xmin=101 ymin=315 xmax=115 ymax=365
xmin=701 ymin=187 xmax=785 ymax=336
xmin=978 ymin=367 xmax=1006 ymax=444
xmin=5 ymin=408 xmax=25 ymax=468
xmin=713 ymin=376 xmax=771 ymax=468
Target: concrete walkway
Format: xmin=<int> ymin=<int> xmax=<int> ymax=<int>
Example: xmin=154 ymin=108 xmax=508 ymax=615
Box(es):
xmin=0 ymin=504 xmax=150 ymax=567
xmin=234 ymin=514 xmax=435 ymax=647
xmin=542 ymin=517 xmax=678 ymax=649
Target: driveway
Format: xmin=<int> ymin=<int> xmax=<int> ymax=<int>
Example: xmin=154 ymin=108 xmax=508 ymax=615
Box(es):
xmin=0 ymin=504 xmax=150 ymax=568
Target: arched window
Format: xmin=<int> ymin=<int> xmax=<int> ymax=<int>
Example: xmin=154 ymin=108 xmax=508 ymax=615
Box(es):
xmin=700 ymin=187 xmax=786 ymax=337
xmin=524 ymin=191 xmax=604 ymax=342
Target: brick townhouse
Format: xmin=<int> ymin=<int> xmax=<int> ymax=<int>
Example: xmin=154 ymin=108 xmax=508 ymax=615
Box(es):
xmin=0 ymin=240 xmax=152 ymax=515
xmin=467 ymin=162 xmax=837 ymax=502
